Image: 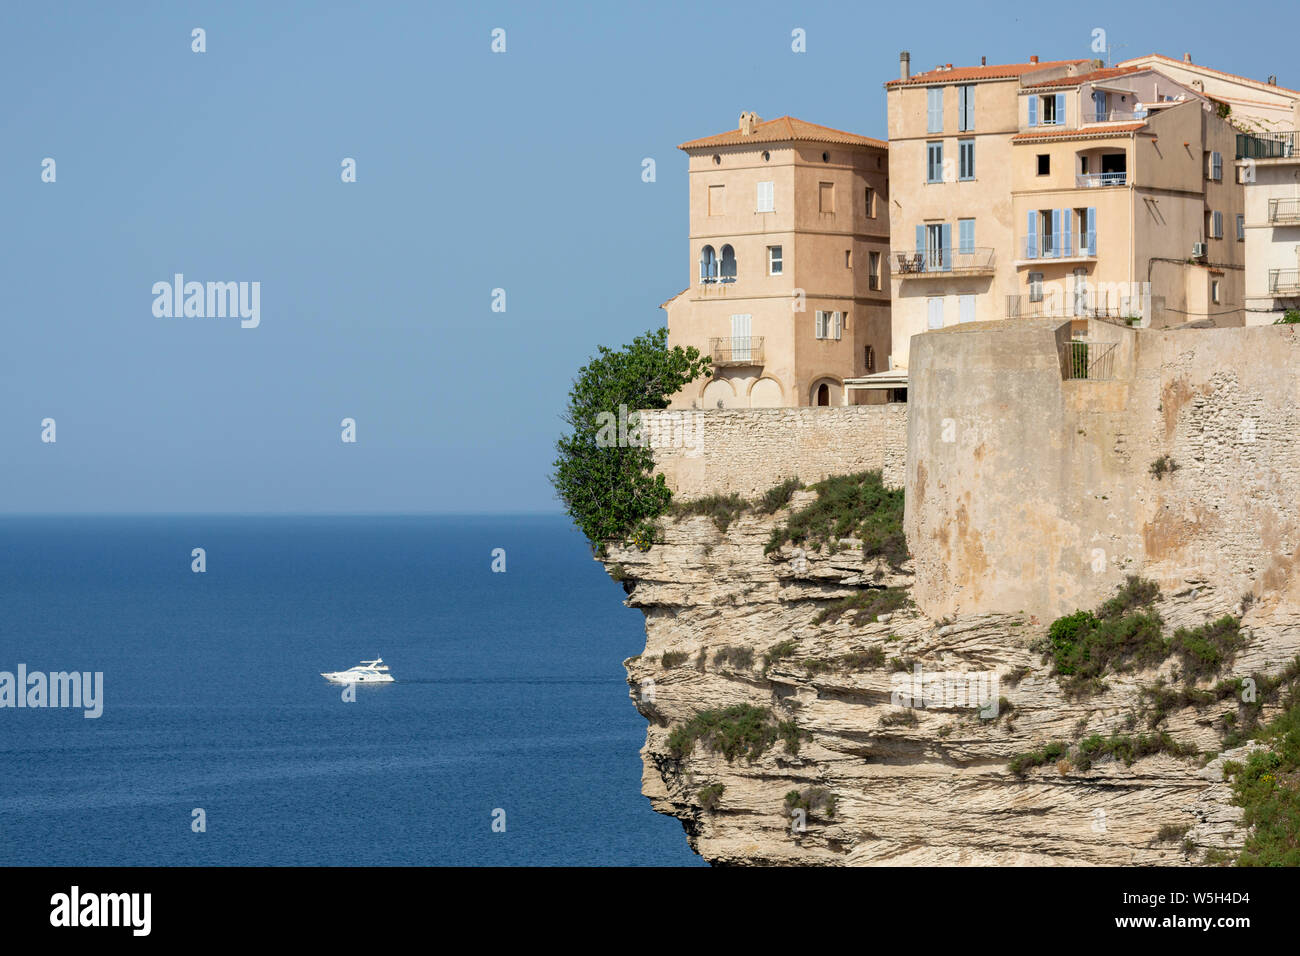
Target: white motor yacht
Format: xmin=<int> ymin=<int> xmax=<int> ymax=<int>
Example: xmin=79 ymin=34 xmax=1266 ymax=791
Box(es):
xmin=321 ymin=658 xmax=395 ymax=683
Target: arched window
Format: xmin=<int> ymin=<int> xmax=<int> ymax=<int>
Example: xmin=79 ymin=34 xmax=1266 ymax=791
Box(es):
xmin=699 ymin=245 xmax=717 ymax=284
xmin=719 ymin=244 xmax=737 ymax=283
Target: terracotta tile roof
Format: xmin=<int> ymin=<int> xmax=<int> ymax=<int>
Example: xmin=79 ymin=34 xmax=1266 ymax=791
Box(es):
xmin=1011 ymin=122 xmax=1147 ymax=143
xmin=1119 ymin=53 xmax=1300 ymax=97
xmin=885 ymin=59 xmax=1091 ymax=87
xmin=678 ymin=115 xmax=886 ymax=150
xmin=1023 ymin=66 xmax=1144 ymax=89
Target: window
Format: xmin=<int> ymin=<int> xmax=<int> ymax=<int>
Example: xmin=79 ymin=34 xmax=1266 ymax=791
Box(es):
xmin=1237 ymin=213 xmax=1245 ymax=241
xmin=864 ymin=344 xmax=876 ymax=373
xmin=864 ymin=186 xmax=875 ymax=218
xmin=959 ymin=294 xmax=976 ymax=323
xmin=719 ymin=244 xmax=737 ymax=281
xmin=868 ymin=251 xmax=881 ymax=290
xmin=730 ymin=314 xmax=752 ymax=361
xmin=927 ymin=87 xmax=943 ymax=133
xmin=1037 ymin=154 xmax=1050 ymax=176
xmin=924 ymin=222 xmax=950 ymax=271
xmin=699 ymin=245 xmax=717 ymax=283
xmin=819 ymin=181 xmax=835 ymax=213
xmin=927 ymin=141 xmax=944 ymax=183
xmin=756 ymin=180 xmax=774 ymax=212
xmin=845 ymin=249 xmax=852 ymax=269
xmin=1211 ymin=279 xmax=1221 ymax=304
xmin=1041 ymin=93 xmax=1061 ymax=125
xmin=708 ymin=184 xmax=724 ymax=215
xmin=958 ymin=85 xmax=975 ymax=131
xmin=926 ymin=296 xmax=944 ymax=330
xmin=1210 ymin=210 xmax=1223 ymax=239
xmin=958 ymin=218 xmax=975 ymax=254
xmin=1029 ymin=272 xmax=1044 ymax=303
xmin=959 ymin=139 xmax=975 ymax=180
xmin=1209 ymin=151 xmax=1223 ymax=181
xmin=767 ymin=245 xmax=783 ymax=275
xmin=1092 ymin=89 xmax=1109 ymax=122
xmin=815 ymin=310 xmax=843 ymax=340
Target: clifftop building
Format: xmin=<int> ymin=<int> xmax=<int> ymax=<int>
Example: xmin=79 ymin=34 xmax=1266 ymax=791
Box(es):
xmin=884 ymin=52 xmax=1258 ymax=372
xmin=663 ymin=113 xmax=892 ymax=408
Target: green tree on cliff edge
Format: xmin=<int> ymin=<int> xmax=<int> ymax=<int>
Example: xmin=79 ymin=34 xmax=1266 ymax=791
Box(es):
xmin=552 ymin=327 xmax=710 ymax=547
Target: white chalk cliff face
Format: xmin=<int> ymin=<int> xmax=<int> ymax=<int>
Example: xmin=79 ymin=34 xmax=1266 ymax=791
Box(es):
xmin=603 ymin=491 xmax=1298 ymax=866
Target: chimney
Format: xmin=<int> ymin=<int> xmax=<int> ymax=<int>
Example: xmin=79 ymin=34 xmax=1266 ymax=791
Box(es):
xmin=738 ymin=111 xmax=760 ymax=135
xmin=981 ymin=56 xmax=987 ymax=66
xmin=1029 ymin=55 xmax=1039 ymax=64
xmin=900 ymin=51 xmax=910 ymax=81
xmin=1183 ymin=52 xmax=1192 ymax=63
xmin=1268 ymin=75 xmax=1278 ymax=86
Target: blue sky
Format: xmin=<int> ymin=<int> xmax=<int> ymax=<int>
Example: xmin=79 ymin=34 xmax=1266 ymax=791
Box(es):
xmin=2 ymin=0 xmax=1295 ymax=513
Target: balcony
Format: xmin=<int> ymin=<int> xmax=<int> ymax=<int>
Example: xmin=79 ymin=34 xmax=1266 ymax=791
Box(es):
xmin=1006 ymin=293 xmax=1135 ymax=320
xmin=1075 ymin=172 xmax=1127 ymax=188
xmin=1268 ymin=199 xmax=1300 ymax=225
xmin=1017 ymin=232 xmax=1096 ymax=263
xmin=1268 ymin=270 xmax=1300 ymax=296
xmin=710 ymin=336 xmax=764 ymax=367
xmin=891 ymin=247 xmax=996 ymax=277
xmin=1237 ymin=130 xmax=1299 ymax=160
xmin=1081 ymin=109 xmax=1144 ymax=125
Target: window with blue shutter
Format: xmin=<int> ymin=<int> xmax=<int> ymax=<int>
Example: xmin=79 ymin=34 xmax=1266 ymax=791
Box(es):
xmin=927 ymin=87 xmax=943 ymax=133
xmin=959 ymin=139 xmax=975 ymax=180
xmin=958 ymin=219 xmax=975 ymax=255
xmin=1237 ymin=214 xmax=1245 ymax=240
xmin=1092 ymin=90 xmax=1108 ymax=121
xmin=1027 ymin=95 xmax=1038 ymax=127
xmin=1062 ymin=209 xmax=1073 ymax=257
xmin=1086 ymin=207 xmax=1097 ymax=255
xmin=916 ymin=224 xmax=925 ymax=257
xmin=1054 ymin=93 xmax=1066 ymax=126
xmin=1213 ymin=210 xmax=1223 ymax=238
xmin=959 ymin=294 xmax=975 ymax=323
xmin=1026 ymin=210 xmax=1038 ymax=258
xmin=927 ymin=142 xmax=943 ymax=183
xmin=940 ymin=223 xmax=952 ymax=271
xmin=1049 ymin=209 xmax=1061 ymax=257
xmin=1211 ymin=151 xmax=1223 ymax=181
xmin=959 ymin=85 xmax=974 ymax=131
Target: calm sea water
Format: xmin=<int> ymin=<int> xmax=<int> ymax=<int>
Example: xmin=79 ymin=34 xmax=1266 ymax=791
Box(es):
xmin=0 ymin=515 xmax=701 ymax=866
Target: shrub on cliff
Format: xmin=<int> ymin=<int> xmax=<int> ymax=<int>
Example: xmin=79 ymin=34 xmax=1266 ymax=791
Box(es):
xmin=552 ymin=327 xmax=710 ymax=546
xmin=667 ymin=704 xmax=802 ymax=762
xmin=764 ymin=471 xmax=907 ymax=567
xmin=1225 ymin=701 xmax=1300 ymax=866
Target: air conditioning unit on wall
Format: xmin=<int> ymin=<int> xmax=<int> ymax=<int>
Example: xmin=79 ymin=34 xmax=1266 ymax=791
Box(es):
xmin=1193 ymin=242 xmax=1207 ymax=257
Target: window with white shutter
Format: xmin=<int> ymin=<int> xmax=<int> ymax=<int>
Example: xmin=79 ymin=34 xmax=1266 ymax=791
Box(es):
xmin=756 ymin=180 xmax=775 ymax=212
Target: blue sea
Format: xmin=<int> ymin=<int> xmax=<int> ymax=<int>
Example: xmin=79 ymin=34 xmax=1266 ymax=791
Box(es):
xmin=0 ymin=515 xmax=701 ymax=866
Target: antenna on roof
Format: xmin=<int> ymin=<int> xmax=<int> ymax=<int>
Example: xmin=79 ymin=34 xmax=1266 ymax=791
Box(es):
xmin=1106 ymin=41 xmax=1128 ymax=69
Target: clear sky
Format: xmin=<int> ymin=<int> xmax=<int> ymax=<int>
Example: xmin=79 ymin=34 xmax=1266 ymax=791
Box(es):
xmin=2 ymin=0 xmax=1295 ymax=513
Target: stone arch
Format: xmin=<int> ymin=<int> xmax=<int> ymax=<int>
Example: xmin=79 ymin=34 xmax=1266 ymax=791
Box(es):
xmin=748 ymin=377 xmax=784 ymax=408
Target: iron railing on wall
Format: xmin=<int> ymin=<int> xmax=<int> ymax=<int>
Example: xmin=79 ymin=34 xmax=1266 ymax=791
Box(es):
xmin=710 ymin=336 xmax=764 ymax=366
xmin=1060 ymin=340 xmax=1118 ymax=381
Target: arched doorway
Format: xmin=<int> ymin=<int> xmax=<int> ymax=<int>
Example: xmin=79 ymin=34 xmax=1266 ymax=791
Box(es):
xmin=816 ymin=384 xmax=830 ymax=406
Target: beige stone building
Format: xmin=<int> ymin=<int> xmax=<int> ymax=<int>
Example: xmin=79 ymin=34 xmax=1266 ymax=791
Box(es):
xmin=884 ymin=53 xmax=1253 ymax=372
xmin=663 ymin=113 xmax=891 ymax=408
xmin=1237 ymin=128 xmax=1300 ymax=324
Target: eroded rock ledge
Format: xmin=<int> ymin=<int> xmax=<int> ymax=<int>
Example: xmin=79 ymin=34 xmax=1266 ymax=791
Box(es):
xmin=603 ymin=491 xmax=1300 ymax=866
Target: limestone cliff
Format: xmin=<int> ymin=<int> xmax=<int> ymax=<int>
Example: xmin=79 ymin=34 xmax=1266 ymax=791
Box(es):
xmin=604 ymin=492 xmax=1299 ymax=866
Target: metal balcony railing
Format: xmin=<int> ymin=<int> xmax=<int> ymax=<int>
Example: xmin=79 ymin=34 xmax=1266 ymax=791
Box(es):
xmin=1006 ymin=292 xmax=1136 ymax=320
xmin=891 ymin=247 xmax=996 ymax=276
xmin=1269 ymin=269 xmax=1300 ymax=296
xmin=1060 ymin=340 xmax=1118 ymax=381
xmin=1082 ymin=109 xmax=1143 ymax=124
xmin=1019 ymin=232 xmax=1097 ymax=259
xmin=710 ymin=336 xmax=764 ymax=366
xmin=1237 ymin=130 xmax=1299 ymax=160
xmin=1268 ymin=198 xmax=1300 ymax=225
xmin=1076 ymin=171 xmax=1127 ymax=187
